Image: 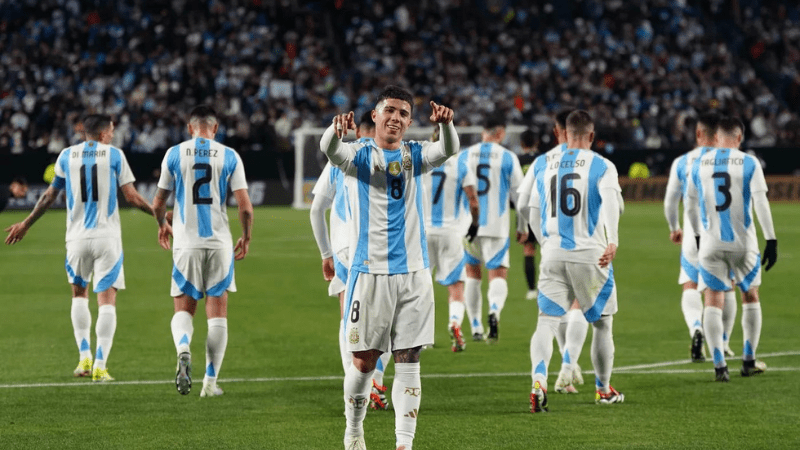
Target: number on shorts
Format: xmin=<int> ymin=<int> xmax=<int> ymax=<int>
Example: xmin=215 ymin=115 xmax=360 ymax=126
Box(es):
xmin=192 ymin=163 xmax=213 ymax=205
xmin=79 ymin=164 xmax=98 ymax=202
xmin=712 ymin=172 xmax=732 ymax=212
xmin=350 ymin=300 xmax=360 ymax=323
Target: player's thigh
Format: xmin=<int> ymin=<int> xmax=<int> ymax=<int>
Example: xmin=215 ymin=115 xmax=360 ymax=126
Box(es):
xmin=427 ymin=234 xmax=443 ymax=274
xmin=203 ymin=247 xmax=236 ymax=297
xmin=731 ymin=249 xmax=761 ymax=292
xmin=328 ymin=249 xmax=349 ymax=297
xmin=431 ymin=233 xmax=466 ymax=286
xmin=565 ymin=262 xmax=618 ymax=322
xmin=536 ymin=260 xmax=572 ymax=316
xmin=483 ymin=236 xmax=510 ymax=269
xmin=344 ymin=272 xmax=394 ymax=353
xmin=697 ymin=249 xmax=734 ymax=292
xmin=65 ymin=240 xmax=95 ymax=288
xmin=91 ymin=237 xmax=125 ymax=292
xmin=393 ymin=269 xmax=435 ymax=351
xmin=171 ymin=248 xmax=207 ymax=300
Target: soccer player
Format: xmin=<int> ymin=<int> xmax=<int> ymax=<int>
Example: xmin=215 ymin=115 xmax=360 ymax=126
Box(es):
xmin=664 ymin=112 xmax=739 ymax=361
xmin=516 ymin=129 xmax=540 ymax=301
xmin=321 ymin=85 xmax=457 ymax=450
xmin=152 ymin=105 xmax=253 ymax=397
xmin=520 ymin=110 xmax=625 ymax=412
xmin=5 ymin=114 xmax=153 ymax=382
xmin=685 ymin=116 xmax=777 ymax=382
xmin=0 ymin=177 xmax=28 ymax=212
xmin=421 ymin=126 xmax=480 ymax=352
xmin=463 ymin=113 xmax=526 ymax=343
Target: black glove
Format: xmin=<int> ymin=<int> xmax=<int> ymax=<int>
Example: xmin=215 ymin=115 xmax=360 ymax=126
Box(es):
xmin=695 ymin=236 xmax=700 ymax=250
xmin=465 ymin=223 xmax=479 ymax=243
xmin=762 ymin=239 xmax=777 ymax=272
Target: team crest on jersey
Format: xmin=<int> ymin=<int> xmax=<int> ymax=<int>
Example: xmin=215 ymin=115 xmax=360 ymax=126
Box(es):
xmin=402 ymin=153 xmax=412 ymax=171
xmin=349 ymin=327 xmax=360 ymax=344
xmin=388 ymin=161 xmax=402 ymax=176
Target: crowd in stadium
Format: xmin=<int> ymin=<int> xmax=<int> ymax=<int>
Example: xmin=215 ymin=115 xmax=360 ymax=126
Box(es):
xmin=1 ymin=0 xmax=799 ymax=157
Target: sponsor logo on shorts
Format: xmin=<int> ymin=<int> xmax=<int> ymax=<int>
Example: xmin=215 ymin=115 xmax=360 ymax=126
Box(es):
xmin=404 ymin=387 xmax=421 ymax=397
xmin=349 ymin=327 xmax=360 ymax=344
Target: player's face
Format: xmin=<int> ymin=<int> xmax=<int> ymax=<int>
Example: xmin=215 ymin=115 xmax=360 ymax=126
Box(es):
xmin=9 ymin=182 xmax=27 ymax=198
xmin=373 ymin=98 xmax=412 ymax=146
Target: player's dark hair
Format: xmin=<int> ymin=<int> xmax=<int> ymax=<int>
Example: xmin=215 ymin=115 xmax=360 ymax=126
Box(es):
xmin=376 ymin=85 xmax=414 ymax=112
xmin=555 ymin=109 xmax=574 ymax=129
xmin=359 ymin=111 xmax=375 ymax=130
xmin=12 ymin=176 xmax=27 ymax=186
xmin=718 ymin=116 xmax=745 ymax=137
xmin=566 ymin=110 xmax=594 ymax=136
xmin=520 ymin=129 xmax=537 ymax=148
xmin=697 ymin=112 xmax=722 ymax=135
xmin=483 ymin=112 xmax=506 ymax=130
xmin=82 ymin=114 xmax=113 ymax=138
xmin=189 ymin=105 xmax=218 ymax=124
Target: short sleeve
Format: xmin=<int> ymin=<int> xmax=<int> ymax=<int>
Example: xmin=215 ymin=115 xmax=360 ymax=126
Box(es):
xmin=312 ymin=163 xmax=336 ymax=199
xmin=229 ymin=151 xmax=248 ymax=192
xmin=599 ymin=159 xmax=622 ymax=192
xmin=157 ymin=147 xmax=176 ymax=191
xmin=116 ymin=149 xmax=136 ymax=186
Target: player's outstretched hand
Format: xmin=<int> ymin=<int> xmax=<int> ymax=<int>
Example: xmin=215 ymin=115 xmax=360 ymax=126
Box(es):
xmin=234 ymin=236 xmax=250 ymax=260
xmin=429 ymin=101 xmax=454 ymax=124
xmin=322 ymin=257 xmax=335 ymax=281
xmin=4 ymin=222 xmax=28 ymax=245
xmin=598 ymin=243 xmax=617 ymax=268
xmin=465 ymin=223 xmax=479 ymax=243
xmin=158 ymin=224 xmax=172 ymax=250
xmin=762 ymin=239 xmax=777 ymax=271
xmin=332 ymin=112 xmax=356 ymax=139
xmin=669 ymin=229 xmax=682 ymax=244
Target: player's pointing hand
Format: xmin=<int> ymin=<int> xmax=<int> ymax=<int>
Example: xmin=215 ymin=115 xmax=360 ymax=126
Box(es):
xmin=332 ymin=111 xmax=356 ymax=139
xmin=429 ymin=101 xmax=454 ymax=124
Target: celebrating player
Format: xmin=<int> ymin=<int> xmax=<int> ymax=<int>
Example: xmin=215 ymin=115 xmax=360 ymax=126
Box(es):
xmin=152 ymin=105 xmax=253 ymax=397
xmin=5 ymin=114 xmax=154 ymax=382
xmin=321 ymin=85 xmax=458 ymax=450
xmin=685 ymin=116 xmax=777 ymax=382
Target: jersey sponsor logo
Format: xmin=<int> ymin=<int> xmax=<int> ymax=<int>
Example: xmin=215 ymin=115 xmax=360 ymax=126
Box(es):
xmin=388 ymin=161 xmax=402 ymax=176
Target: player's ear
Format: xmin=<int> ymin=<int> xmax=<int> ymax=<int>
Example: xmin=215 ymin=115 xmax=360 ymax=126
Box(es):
xmin=589 ymin=131 xmax=595 ymax=143
xmin=212 ymin=123 xmax=219 ymax=136
xmin=187 ymin=123 xmax=193 ymax=136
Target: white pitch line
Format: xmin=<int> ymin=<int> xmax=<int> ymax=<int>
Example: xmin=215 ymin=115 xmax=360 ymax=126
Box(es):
xmin=0 ymin=351 xmax=797 ymax=389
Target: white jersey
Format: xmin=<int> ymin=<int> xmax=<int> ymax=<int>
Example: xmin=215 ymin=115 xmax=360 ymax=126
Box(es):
xmin=665 ymin=146 xmax=715 ymax=236
xmin=518 ymin=143 xmax=567 ymax=214
xmin=422 ymin=150 xmax=476 ymax=235
xmin=53 ymin=141 xmax=136 ymax=242
xmin=687 ymin=147 xmax=768 ymax=251
xmin=312 ymin=162 xmax=350 ymax=254
xmin=157 ymin=137 xmax=248 ymax=249
xmin=335 ymin=139 xmax=444 ymax=275
xmin=526 ymin=148 xmax=621 ymax=263
xmin=465 ymin=142 xmax=524 ymax=237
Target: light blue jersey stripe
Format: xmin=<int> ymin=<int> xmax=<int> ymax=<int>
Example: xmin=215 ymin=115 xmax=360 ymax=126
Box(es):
xmin=587 ymin=156 xmax=606 ymax=236
xmin=692 ymin=155 xmax=708 ymax=231
xmin=82 ymin=142 xmax=98 ymax=229
xmin=59 ymin=152 xmax=74 ymax=218
xmin=413 ymin=145 xmax=429 ymax=269
xmin=498 ymin=152 xmax=512 ymax=217
xmin=742 ymin=156 xmax=755 ymax=229
xmin=195 ymin=138 xmax=213 ymax=238
xmin=172 ymin=264 xmax=204 ymax=300
xmin=353 ymin=148 xmax=372 ymax=270
xmin=714 ymin=149 xmax=733 ymax=242
xmin=108 ymin=147 xmax=122 ymax=217
xmin=533 ymin=156 xmax=549 ymax=238
xmin=676 ymin=154 xmax=688 ymax=197
xmin=477 ymin=143 xmax=491 ymax=227
xmin=537 ymin=291 xmax=567 ymax=317
xmin=95 ymin=252 xmax=123 ymax=292
xmin=167 ymin=146 xmax=185 ymax=223
xmin=333 ymin=167 xmax=347 ymax=222
xmin=386 ymin=151 xmax=408 ymax=273
xmin=456 ymin=151 xmax=470 ymax=218
xmin=430 ymin=166 xmax=445 ymax=227
xmin=680 ymin=253 xmax=699 ymax=283
xmin=558 ymin=151 xmax=578 ymax=250
xmin=700 ymin=266 xmax=730 ymax=291
xmin=219 ymin=148 xmax=237 ymax=206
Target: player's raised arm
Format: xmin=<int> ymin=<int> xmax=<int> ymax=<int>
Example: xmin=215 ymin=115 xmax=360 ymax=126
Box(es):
xmin=320 ymin=112 xmax=357 ymax=167
xmin=424 ymin=101 xmax=459 ymax=166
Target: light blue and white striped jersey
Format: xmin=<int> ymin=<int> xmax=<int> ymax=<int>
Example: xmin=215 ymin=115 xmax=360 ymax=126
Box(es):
xmin=465 ymin=142 xmax=524 ymax=237
xmin=527 ymin=148 xmax=621 ymax=263
xmin=335 ymin=139 xmax=446 ymax=275
xmin=52 ymin=141 xmax=136 ymax=242
xmin=517 ymin=143 xmax=567 ymax=215
xmin=422 ymin=150 xmax=476 ymax=235
xmin=687 ymin=147 xmax=768 ymax=251
xmin=157 ymin=137 xmax=247 ymax=249
xmin=312 ymin=161 xmax=350 ymax=254
xmin=665 ymin=146 xmax=714 ymax=235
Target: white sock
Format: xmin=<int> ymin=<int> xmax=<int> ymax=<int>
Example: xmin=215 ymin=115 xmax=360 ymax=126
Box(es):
xmin=171 ymin=311 xmax=193 ymax=355
xmin=344 ymin=364 xmax=374 ymax=438
xmin=741 ymin=303 xmax=762 ymax=361
xmin=703 ymin=306 xmax=726 ymax=368
xmin=71 ymin=297 xmax=92 ymax=361
xmin=723 ymin=290 xmax=737 ymax=348
xmin=487 ymin=278 xmax=508 ymax=320
xmin=205 ymin=318 xmax=228 ymax=386
xmin=339 ymin=319 xmax=350 ymax=374
xmin=93 ymin=305 xmax=116 ymax=371
xmin=681 ymin=288 xmax=704 ymax=337
xmin=373 ymin=352 xmax=391 ymax=388
xmin=563 ymin=309 xmax=588 ymax=372
xmin=464 ymin=277 xmax=483 ymax=334
xmin=591 ymin=315 xmax=615 ymax=393
xmin=555 ymin=314 xmax=568 ymax=356
xmin=393 ymin=362 xmax=421 ymax=449
xmin=448 ymin=299 xmax=466 ymax=327
xmin=530 ymin=315 xmax=559 ymax=390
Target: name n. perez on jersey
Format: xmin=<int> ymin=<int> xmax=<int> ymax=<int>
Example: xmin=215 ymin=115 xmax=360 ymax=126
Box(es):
xmin=465 ymin=142 xmax=524 ymax=237
xmin=53 ymin=141 xmax=135 ymax=241
xmin=528 ymin=148 xmax=621 ymax=263
xmin=422 ymin=150 xmax=475 ymax=235
xmin=157 ymin=137 xmax=247 ymax=249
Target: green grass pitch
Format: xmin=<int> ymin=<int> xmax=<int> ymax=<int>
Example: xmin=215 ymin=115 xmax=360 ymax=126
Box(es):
xmin=0 ymin=203 xmax=798 ymax=449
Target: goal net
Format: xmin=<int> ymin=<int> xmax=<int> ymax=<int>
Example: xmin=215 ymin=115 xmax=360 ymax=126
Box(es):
xmin=292 ymin=125 xmax=528 ymax=208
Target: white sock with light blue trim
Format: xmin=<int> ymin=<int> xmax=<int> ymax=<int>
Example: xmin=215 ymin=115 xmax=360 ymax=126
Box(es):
xmin=448 ymin=299 xmax=465 ymax=327
xmin=530 ymin=315 xmax=559 ymax=390
xmin=205 ymin=318 xmax=228 ymax=387
xmin=372 ymin=352 xmax=391 ymax=388
xmin=171 ymin=311 xmax=193 ymax=355
xmin=93 ymin=305 xmax=116 ymax=371
xmin=464 ymin=277 xmax=483 ymax=335
xmin=487 ymin=278 xmax=508 ymax=320
xmin=590 ymin=315 xmax=615 ymax=393
xmin=741 ymin=303 xmax=761 ymax=362
xmin=702 ymin=306 xmax=726 ymax=368
xmin=681 ymin=289 xmax=704 ymax=337
xmin=563 ymin=309 xmax=588 ymax=373
xmin=71 ymin=297 xmax=92 ymax=361
xmin=723 ymin=290 xmax=737 ymax=349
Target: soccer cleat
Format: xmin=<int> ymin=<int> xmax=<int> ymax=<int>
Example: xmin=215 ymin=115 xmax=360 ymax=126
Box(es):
xmin=691 ymin=329 xmax=705 ymax=362
xmin=724 ymin=346 xmax=735 ymax=357
xmin=449 ymin=323 xmax=466 ymax=352
xmin=369 ymin=380 xmax=389 ymax=410
xmin=344 ymin=435 xmax=366 ymax=450
xmin=92 ymin=367 xmax=115 ymax=382
xmin=740 ymin=359 xmax=766 ymax=377
xmin=714 ymin=366 xmax=730 ymax=382
xmin=554 ymin=370 xmax=579 ymax=394
xmin=472 ymin=332 xmax=484 ymax=342
xmin=530 ymin=381 xmax=549 ymax=413
xmin=200 ymin=383 xmax=224 ymax=397
xmin=73 ymin=357 xmax=92 ymax=377
xmin=487 ymin=313 xmax=499 ymax=343
xmin=595 ymin=386 xmax=625 ymax=404
xmin=572 ymin=364 xmax=584 ymax=385
xmin=176 ymin=352 xmax=192 ymax=395
xmin=525 ymin=289 xmax=538 ymax=301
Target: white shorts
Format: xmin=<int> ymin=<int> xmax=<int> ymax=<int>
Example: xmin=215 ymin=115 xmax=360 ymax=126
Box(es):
xmin=678 ymin=237 xmax=700 ymax=285
xmin=171 ymin=247 xmax=236 ymax=300
xmin=428 ymin=233 xmax=466 ymax=286
xmin=537 ymin=260 xmax=618 ymax=323
xmin=328 ymin=248 xmax=350 ymax=297
xmin=65 ymin=238 xmax=125 ymax=293
xmin=464 ymin=236 xmax=510 ymax=269
xmin=343 ymin=269 xmax=435 ymax=353
xmin=698 ymin=248 xmax=761 ymax=292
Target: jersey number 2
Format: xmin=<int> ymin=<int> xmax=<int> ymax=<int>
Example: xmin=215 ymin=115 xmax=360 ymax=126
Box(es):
xmin=192 ymin=163 xmax=212 ymax=205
